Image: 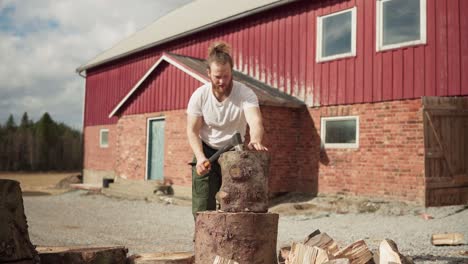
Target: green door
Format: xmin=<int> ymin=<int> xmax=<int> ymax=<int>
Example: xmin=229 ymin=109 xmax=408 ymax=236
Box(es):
xmin=147 ymin=118 xmax=165 ymax=180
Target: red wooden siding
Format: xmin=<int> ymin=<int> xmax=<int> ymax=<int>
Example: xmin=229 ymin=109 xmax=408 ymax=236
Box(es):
xmin=85 ymin=0 xmax=468 ymax=126
xmin=120 ymin=62 xmax=203 ymax=116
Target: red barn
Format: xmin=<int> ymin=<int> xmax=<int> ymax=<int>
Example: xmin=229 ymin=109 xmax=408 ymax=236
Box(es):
xmin=77 ymin=0 xmax=468 ymax=206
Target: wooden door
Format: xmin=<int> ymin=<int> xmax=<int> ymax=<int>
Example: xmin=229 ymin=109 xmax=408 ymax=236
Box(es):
xmin=423 ymin=97 xmax=468 ymax=206
xmin=147 ymin=118 xmax=165 ymax=181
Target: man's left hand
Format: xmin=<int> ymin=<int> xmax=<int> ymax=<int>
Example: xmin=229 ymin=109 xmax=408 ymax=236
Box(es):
xmin=247 ymin=142 xmax=268 ymax=151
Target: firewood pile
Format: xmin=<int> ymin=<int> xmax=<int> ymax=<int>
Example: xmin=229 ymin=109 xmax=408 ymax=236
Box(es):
xmin=278 ymin=230 xmax=414 ymax=264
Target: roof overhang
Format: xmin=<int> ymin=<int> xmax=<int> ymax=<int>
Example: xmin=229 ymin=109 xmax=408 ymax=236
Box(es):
xmin=76 ymin=0 xmax=299 ymax=74
xmin=108 ymin=52 xmax=305 ymax=118
xmin=108 ymin=53 xmax=209 ymax=118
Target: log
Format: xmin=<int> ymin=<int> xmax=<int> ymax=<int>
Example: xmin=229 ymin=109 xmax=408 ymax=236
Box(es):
xmin=334 ymin=240 xmax=373 ymax=264
xmin=379 ymin=239 xmax=402 ymax=264
xmin=0 ymin=179 xmax=40 ymax=264
xmin=289 ymin=242 xmax=329 ymax=264
xmin=323 ymin=259 xmax=350 ymax=264
xmin=213 ymin=255 xmax=239 ymax=264
xmin=431 ymin=233 xmax=466 ymax=246
xmin=303 ymin=230 xmax=339 ymax=256
xmin=127 ymin=251 xmax=194 ymax=264
xmin=278 ymin=246 xmax=291 ymax=264
xmin=217 ymin=151 xmax=270 ymax=212
xmin=194 ymin=211 xmax=278 ymax=264
xmin=36 ymin=246 xmax=128 ymax=264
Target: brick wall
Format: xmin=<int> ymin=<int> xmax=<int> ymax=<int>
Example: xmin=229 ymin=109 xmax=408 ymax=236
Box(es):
xmin=83 ymin=99 xmax=427 ymax=203
xmin=261 ymin=106 xmax=319 ymax=193
xmin=113 ymin=110 xmax=193 ymax=185
xmin=308 ymin=99 xmax=426 ymax=203
xmin=84 ymin=125 xmax=116 ymax=171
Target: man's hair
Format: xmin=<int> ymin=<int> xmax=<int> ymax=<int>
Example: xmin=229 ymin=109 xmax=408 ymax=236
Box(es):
xmin=207 ymin=41 xmax=233 ymax=69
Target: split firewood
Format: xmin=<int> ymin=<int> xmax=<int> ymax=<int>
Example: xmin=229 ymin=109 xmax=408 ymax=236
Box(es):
xmin=431 ymin=233 xmax=466 ymax=246
xmin=213 ymin=255 xmax=239 ymax=264
xmin=323 ymin=259 xmax=350 ymax=264
xmin=379 ymin=239 xmax=414 ymax=264
xmin=334 ymin=240 xmax=373 ymax=264
xmin=127 ymin=252 xmax=194 ymax=264
xmin=303 ymin=230 xmax=339 ymax=256
xmin=278 ymin=246 xmax=291 ymax=264
xmin=289 ymin=242 xmax=329 ymax=264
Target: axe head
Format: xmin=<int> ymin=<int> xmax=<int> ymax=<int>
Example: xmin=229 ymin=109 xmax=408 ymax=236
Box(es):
xmin=232 ymin=132 xmax=244 ymax=151
xmin=207 ymin=132 xmax=244 ymax=163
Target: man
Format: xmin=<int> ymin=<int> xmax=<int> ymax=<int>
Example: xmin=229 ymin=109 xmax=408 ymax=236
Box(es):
xmin=186 ymin=41 xmax=268 ymax=219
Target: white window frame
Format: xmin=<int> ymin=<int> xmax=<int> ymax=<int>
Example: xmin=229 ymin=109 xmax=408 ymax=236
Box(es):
xmin=99 ymin=129 xmax=109 ymax=148
xmin=321 ymin=116 xmax=359 ymax=149
xmin=376 ymin=0 xmax=427 ymax=51
xmin=316 ymin=7 xmax=357 ymax=63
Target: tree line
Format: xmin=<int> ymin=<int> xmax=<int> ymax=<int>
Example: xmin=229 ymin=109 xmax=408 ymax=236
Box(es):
xmin=0 ymin=112 xmax=83 ymax=171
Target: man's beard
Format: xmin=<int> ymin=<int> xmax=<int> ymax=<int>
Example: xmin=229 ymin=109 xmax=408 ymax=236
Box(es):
xmin=212 ymin=79 xmax=233 ymax=93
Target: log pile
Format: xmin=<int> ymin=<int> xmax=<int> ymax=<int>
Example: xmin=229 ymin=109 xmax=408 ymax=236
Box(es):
xmin=194 ymin=151 xmax=278 ymax=264
xmin=279 ymin=230 xmax=414 ymax=264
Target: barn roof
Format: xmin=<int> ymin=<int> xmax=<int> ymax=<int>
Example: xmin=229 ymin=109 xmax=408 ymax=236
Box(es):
xmin=109 ymin=52 xmax=304 ymax=117
xmin=76 ymin=0 xmax=298 ymax=74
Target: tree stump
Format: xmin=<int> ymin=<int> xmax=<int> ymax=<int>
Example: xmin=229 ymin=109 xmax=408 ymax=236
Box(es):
xmin=194 ymin=212 xmax=278 ymax=264
xmin=37 ymin=246 xmax=128 ymax=264
xmin=217 ymin=151 xmax=270 ymax=212
xmin=0 ymin=179 xmax=40 ymax=264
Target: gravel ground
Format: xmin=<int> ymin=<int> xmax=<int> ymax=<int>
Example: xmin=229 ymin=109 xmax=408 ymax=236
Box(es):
xmin=23 ymin=190 xmax=468 ymax=263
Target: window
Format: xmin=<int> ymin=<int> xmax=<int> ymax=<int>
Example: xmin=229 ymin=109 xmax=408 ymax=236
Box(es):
xmin=100 ymin=129 xmax=109 ymax=148
xmin=316 ymin=7 xmax=357 ymax=62
xmin=321 ymin=116 xmax=359 ymax=149
xmin=376 ymin=0 xmax=426 ymax=51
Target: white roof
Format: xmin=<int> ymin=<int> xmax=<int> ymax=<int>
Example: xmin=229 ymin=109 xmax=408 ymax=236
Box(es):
xmin=76 ymin=0 xmax=297 ymax=73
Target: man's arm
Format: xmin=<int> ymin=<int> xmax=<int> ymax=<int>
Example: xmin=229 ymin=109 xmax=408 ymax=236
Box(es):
xmin=187 ymin=114 xmax=210 ymax=175
xmin=244 ymin=107 xmax=268 ymax=151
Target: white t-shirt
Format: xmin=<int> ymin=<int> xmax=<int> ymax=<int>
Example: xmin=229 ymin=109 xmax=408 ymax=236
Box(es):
xmin=187 ymin=81 xmax=259 ymax=149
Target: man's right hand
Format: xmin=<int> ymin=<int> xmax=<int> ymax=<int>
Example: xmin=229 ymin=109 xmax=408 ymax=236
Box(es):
xmin=196 ymin=159 xmax=211 ymax=176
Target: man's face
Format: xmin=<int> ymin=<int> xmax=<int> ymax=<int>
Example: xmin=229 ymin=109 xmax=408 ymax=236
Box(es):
xmin=207 ymin=62 xmax=233 ymax=95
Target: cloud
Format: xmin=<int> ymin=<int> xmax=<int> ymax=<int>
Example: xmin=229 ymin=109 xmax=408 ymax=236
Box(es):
xmin=0 ymin=0 xmax=192 ymax=129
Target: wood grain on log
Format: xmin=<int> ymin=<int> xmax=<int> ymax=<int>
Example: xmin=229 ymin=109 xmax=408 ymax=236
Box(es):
xmin=431 ymin=233 xmax=466 ymax=246
xmin=36 ymin=246 xmax=128 ymax=264
xmin=334 ymin=240 xmax=373 ymax=264
xmin=303 ymin=230 xmax=339 ymax=256
xmin=213 ymin=255 xmax=239 ymax=264
xmin=195 ymin=211 xmax=278 ymax=264
xmin=0 ymin=179 xmax=39 ymax=264
xmin=289 ymin=242 xmax=329 ymax=264
xmin=217 ymin=151 xmax=270 ymax=213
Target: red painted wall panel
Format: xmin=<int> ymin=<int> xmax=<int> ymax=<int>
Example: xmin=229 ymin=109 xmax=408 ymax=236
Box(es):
xmin=120 ymin=62 xmax=203 ymax=116
xmin=84 ymin=0 xmax=468 ymax=126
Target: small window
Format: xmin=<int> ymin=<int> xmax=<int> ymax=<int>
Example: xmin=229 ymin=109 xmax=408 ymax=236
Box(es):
xmin=321 ymin=116 xmax=359 ymax=149
xmin=316 ymin=7 xmax=357 ymax=62
xmin=376 ymin=0 xmax=426 ymax=51
xmin=100 ymin=129 xmax=109 ymax=148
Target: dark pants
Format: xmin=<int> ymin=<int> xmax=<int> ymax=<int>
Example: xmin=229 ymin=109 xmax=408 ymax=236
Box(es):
xmin=191 ymin=142 xmax=222 ymax=219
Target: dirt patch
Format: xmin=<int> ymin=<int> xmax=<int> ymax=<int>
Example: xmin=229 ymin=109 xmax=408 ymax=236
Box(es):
xmin=268 ymin=192 xmax=423 ymax=217
xmin=0 ymin=172 xmax=81 ymax=195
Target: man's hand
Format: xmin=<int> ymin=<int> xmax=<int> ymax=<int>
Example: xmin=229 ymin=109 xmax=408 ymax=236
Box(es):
xmin=247 ymin=141 xmax=268 ymax=151
xmin=196 ymin=159 xmax=211 ymax=176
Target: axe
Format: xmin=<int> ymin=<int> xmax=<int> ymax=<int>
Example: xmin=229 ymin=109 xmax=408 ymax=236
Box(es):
xmin=197 ymin=132 xmax=243 ymax=175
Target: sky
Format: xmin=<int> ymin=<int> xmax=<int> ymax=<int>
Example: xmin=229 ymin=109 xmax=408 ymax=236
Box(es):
xmin=0 ymin=0 xmax=192 ymax=130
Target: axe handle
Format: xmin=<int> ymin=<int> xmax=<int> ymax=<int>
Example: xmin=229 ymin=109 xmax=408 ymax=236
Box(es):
xmin=199 ymin=143 xmax=235 ymax=173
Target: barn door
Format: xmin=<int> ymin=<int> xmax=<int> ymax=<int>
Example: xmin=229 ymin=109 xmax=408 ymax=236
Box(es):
xmin=423 ymin=97 xmax=468 ymax=206
xmin=147 ymin=118 xmax=165 ymax=181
